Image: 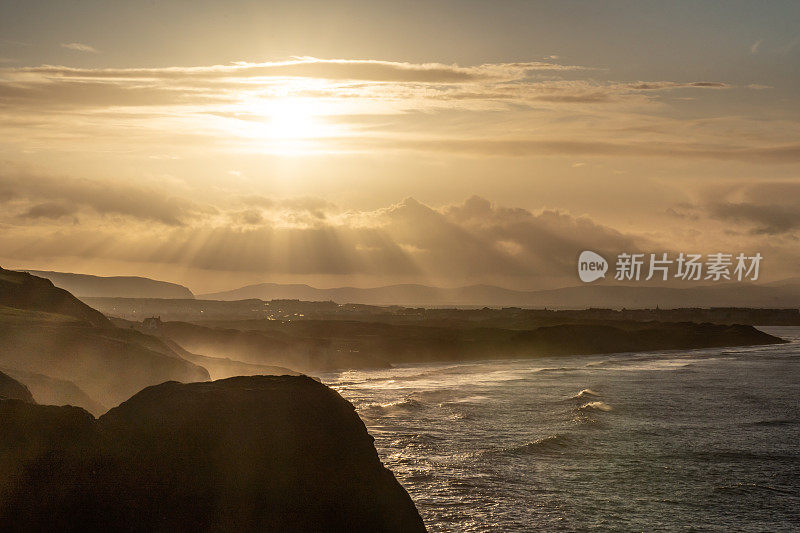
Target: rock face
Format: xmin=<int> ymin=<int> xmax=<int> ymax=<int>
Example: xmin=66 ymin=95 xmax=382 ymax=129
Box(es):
xmin=0 ymin=376 xmax=426 ymax=532
xmin=0 ymin=371 xmax=34 ymax=403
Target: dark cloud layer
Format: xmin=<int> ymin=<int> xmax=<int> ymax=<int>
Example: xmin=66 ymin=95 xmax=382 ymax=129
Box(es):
xmin=18 ymin=202 xmax=78 ymax=220
xmin=706 ymin=182 xmax=800 ymax=234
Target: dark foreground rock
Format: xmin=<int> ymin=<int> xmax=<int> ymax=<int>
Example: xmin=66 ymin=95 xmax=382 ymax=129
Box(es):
xmin=0 ymin=375 xmax=426 ymax=532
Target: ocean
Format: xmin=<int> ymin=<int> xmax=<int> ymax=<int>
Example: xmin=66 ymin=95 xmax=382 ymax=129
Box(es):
xmin=321 ymin=327 xmax=800 ymax=532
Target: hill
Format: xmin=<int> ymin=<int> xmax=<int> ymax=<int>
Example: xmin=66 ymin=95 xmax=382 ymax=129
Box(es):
xmin=0 ymin=371 xmax=34 ymax=403
xmin=25 ymin=270 xmax=194 ymax=299
xmin=0 ymin=268 xmax=110 ymax=327
xmin=145 ymin=318 xmax=784 ymax=373
xmin=0 ymin=267 xmax=209 ymax=412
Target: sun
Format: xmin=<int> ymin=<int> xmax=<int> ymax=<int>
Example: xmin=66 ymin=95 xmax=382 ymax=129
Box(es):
xmin=228 ymin=96 xmax=332 ymax=143
xmin=264 ymin=99 xmax=322 ymax=140
xmin=220 ymin=91 xmax=349 ymax=153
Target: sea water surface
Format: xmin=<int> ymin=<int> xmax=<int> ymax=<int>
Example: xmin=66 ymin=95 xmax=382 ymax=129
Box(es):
xmin=320 ymin=327 xmax=800 ymax=532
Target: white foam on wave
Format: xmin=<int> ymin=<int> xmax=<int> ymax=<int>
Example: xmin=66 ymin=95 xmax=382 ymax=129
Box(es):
xmin=572 ymin=388 xmax=600 ymax=399
xmin=579 ymin=401 xmax=612 ymax=412
xmin=361 ymin=397 xmax=424 ymax=414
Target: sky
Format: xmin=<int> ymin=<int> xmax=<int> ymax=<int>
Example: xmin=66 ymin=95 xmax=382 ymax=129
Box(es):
xmin=1 ymin=0 xmax=799 ymax=292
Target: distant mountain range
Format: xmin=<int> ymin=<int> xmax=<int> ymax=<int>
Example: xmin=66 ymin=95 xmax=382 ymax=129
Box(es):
xmin=26 ymin=270 xmax=194 ymax=299
xmin=14 ymin=268 xmax=800 ymax=308
xmin=199 ymin=280 xmax=800 ymax=308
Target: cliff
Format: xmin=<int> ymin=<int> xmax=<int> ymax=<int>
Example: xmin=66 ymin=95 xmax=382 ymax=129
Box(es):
xmin=0 ymin=376 xmax=426 ymax=532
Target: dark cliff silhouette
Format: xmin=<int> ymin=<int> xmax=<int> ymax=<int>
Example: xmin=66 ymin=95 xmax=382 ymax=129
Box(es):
xmin=0 ymin=375 xmax=427 ymax=532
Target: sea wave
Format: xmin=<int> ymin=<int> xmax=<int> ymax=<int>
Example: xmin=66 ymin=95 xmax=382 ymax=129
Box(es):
xmin=505 ymin=434 xmax=573 ymax=455
xmin=361 ymin=397 xmax=425 ymax=414
xmin=536 ymin=367 xmax=580 ymax=373
xmin=578 ymin=401 xmax=612 ymax=412
xmin=571 ymin=388 xmax=600 ymax=400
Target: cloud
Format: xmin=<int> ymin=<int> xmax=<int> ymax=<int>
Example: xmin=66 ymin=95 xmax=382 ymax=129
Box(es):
xmin=0 ymin=58 xmax=727 ymax=114
xmin=229 ymin=196 xmax=335 ymax=228
xmin=0 ymin=193 xmax=645 ymax=284
xmin=0 ymin=168 xmax=214 ymax=226
xmin=624 ymin=81 xmax=729 ymax=90
xmin=0 ymin=80 xmax=224 ymax=109
xmin=18 ymin=202 xmax=78 ymax=220
xmin=344 ymin=137 xmax=800 ymax=163
xmin=705 ymin=182 xmax=800 ymax=234
xmin=60 ymin=42 xmax=100 ymax=54
xmin=241 ymin=195 xmax=335 ymax=214
xmin=295 ymin=78 xmax=728 ymax=106
xmin=7 ymin=58 xmax=581 ymax=84
xmin=750 ymin=40 xmax=763 ymax=55
xmin=0 ymin=56 xmax=782 ymax=170
xmin=710 ymin=202 xmax=800 ymax=235
xmin=230 ymin=208 xmax=264 ymax=226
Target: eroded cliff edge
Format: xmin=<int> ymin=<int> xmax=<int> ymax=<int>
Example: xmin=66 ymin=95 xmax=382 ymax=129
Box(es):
xmin=0 ymin=375 xmax=426 ymax=532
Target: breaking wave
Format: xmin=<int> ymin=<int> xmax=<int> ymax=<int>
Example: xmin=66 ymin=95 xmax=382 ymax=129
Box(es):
xmin=578 ymin=401 xmax=612 ymax=412
xmin=361 ymin=397 xmax=425 ymax=414
xmin=571 ymin=388 xmax=600 ymax=399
